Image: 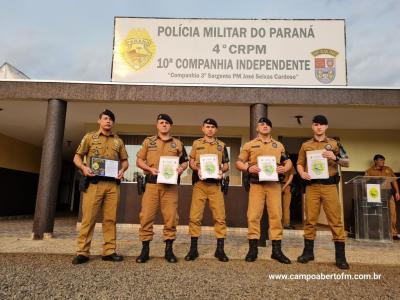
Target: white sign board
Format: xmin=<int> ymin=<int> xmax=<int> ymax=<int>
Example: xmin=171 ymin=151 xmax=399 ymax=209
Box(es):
xmin=112 ymin=18 xmax=346 ymax=86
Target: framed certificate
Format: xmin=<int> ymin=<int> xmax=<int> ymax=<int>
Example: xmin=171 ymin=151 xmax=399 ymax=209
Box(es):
xmin=257 ymin=156 xmax=278 ymax=181
xmin=90 ymin=157 xmax=119 ymax=178
xmin=200 ymin=154 xmax=219 ymax=179
xmin=157 ymin=156 xmax=179 ymax=184
xmin=306 ymin=150 xmax=329 ymax=179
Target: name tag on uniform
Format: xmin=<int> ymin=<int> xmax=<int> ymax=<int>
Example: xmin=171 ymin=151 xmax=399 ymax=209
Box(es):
xmin=91 ymin=157 xmax=119 ymax=178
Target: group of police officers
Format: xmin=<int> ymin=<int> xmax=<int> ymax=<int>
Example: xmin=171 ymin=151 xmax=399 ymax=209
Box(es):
xmin=71 ymin=109 xmax=357 ymax=270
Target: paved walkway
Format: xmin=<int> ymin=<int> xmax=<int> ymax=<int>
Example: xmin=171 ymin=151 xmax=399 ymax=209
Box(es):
xmin=0 ymin=216 xmax=399 ymax=265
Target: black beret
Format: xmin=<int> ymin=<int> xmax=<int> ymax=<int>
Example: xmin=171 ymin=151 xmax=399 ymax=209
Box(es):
xmin=373 ymin=154 xmax=385 ymax=161
xmin=203 ymin=118 xmax=218 ymax=128
xmin=100 ymin=109 xmax=115 ymax=122
xmin=312 ymin=115 xmax=328 ymax=125
xmin=157 ymin=113 xmax=173 ymax=124
xmin=257 ymin=117 xmax=272 ymax=127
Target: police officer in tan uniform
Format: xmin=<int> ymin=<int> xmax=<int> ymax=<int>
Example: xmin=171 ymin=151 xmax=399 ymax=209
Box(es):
xmin=365 ymin=154 xmax=400 ymax=240
xmin=136 ymin=114 xmax=188 ymax=263
xmin=236 ymin=117 xmax=292 ymax=264
xmin=185 ymin=118 xmax=230 ymax=262
xmin=281 ymin=168 xmax=295 ymax=229
xmin=297 ymin=115 xmax=350 ymax=269
xmin=72 ymin=109 xmax=129 ymax=265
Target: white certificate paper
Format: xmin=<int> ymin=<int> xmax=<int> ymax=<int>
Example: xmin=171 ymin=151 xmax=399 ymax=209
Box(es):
xmin=200 ymin=154 xmax=219 ymax=179
xmin=257 ymin=156 xmax=278 ymax=181
xmin=104 ymin=159 xmax=119 ymax=178
xmin=157 ymin=156 xmax=179 ymax=184
xmin=306 ymin=150 xmax=329 ymax=179
xmin=366 ymin=184 xmax=381 ymax=203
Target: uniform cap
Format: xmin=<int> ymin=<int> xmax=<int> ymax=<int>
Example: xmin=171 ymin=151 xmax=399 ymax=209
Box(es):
xmin=257 ymin=117 xmax=272 ymax=127
xmin=312 ymin=115 xmax=328 ymax=125
xmin=157 ymin=113 xmax=173 ymax=124
xmin=100 ymin=109 xmax=115 ymax=122
xmin=203 ymin=118 xmax=218 ymax=128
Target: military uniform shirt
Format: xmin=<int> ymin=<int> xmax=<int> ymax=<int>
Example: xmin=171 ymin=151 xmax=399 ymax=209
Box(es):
xmin=365 ymin=166 xmax=395 ymax=177
xmin=136 ymin=135 xmax=188 ymax=174
xmin=238 ymin=137 xmax=288 ymax=165
xmin=190 ymin=138 xmax=229 ymax=166
xmin=76 ymin=130 xmax=128 ymax=165
xmin=297 ymin=137 xmax=342 ymax=177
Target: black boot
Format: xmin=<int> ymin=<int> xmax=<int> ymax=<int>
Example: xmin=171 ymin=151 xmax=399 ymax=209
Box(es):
xmin=165 ymin=239 xmax=178 ymax=263
xmin=297 ymin=239 xmax=315 ymax=264
xmin=136 ymin=241 xmax=150 ymax=263
xmin=271 ymin=240 xmax=291 ymax=264
xmin=185 ymin=237 xmax=199 ymax=261
xmin=335 ymin=241 xmax=350 ymax=270
xmin=245 ymin=239 xmax=258 ymax=262
xmin=214 ymin=238 xmax=229 ymax=262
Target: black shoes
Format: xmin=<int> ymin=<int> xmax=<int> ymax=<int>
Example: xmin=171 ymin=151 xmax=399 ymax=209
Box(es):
xmin=185 ymin=237 xmax=199 ymax=261
xmin=72 ymin=255 xmax=89 ymax=265
xmin=334 ymin=241 xmax=350 ymax=270
xmin=102 ymin=253 xmax=124 ymax=262
xmin=165 ymin=239 xmax=178 ymax=263
xmin=297 ymin=239 xmax=315 ymax=264
xmin=271 ymin=240 xmax=291 ymax=264
xmin=283 ymin=224 xmax=295 ymax=230
xmin=72 ymin=253 xmax=122 ymax=264
xmin=245 ymin=239 xmax=258 ymax=262
xmin=214 ymin=238 xmax=229 ymax=262
xmin=136 ymin=241 xmax=150 ymax=263
xmin=393 ymin=236 xmax=400 ymax=241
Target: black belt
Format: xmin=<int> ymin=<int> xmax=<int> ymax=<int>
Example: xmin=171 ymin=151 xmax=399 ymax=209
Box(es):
xmin=202 ymin=178 xmax=221 ymax=184
xmin=89 ymin=176 xmax=120 ymax=184
xmin=145 ymin=175 xmax=158 ymax=184
xmin=309 ymin=176 xmax=339 ymax=185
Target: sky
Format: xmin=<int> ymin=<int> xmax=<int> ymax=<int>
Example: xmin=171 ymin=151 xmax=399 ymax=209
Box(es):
xmin=1 ymin=0 xmax=399 ymax=86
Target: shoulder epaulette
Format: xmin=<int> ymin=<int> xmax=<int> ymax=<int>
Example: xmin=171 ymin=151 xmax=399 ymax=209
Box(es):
xmin=303 ymin=138 xmax=314 ymax=144
xmin=216 ymin=138 xmax=225 ymax=146
xmin=146 ymin=135 xmax=157 ymax=142
xmin=89 ymin=131 xmax=99 ymax=139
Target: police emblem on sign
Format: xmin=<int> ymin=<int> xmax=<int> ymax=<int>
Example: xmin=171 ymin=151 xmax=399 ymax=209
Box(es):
xmin=311 ymin=49 xmax=339 ymax=84
xmin=120 ymin=28 xmax=156 ymax=71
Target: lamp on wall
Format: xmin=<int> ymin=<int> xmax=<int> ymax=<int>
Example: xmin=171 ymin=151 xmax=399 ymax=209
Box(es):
xmin=294 ymin=115 xmax=303 ymax=125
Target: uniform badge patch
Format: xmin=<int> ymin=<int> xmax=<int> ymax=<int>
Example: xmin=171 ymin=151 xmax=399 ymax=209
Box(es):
xmin=272 ymin=143 xmax=277 ymax=148
xmin=170 ymin=143 xmax=177 ymax=149
xmin=325 ymin=144 xmax=333 ymax=151
xmin=217 ymin=145 xmax=223 ymax=151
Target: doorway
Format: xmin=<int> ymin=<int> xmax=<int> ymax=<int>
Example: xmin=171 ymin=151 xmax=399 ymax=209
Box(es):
xmin=278 ymin=136 xmax=309 ymax=227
